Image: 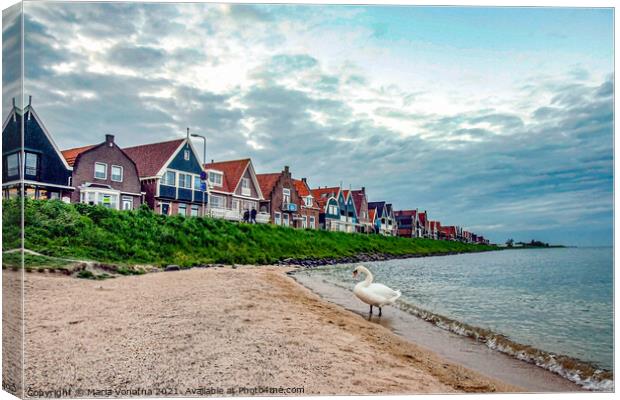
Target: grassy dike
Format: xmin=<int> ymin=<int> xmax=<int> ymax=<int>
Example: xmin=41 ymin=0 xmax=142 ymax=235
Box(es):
xmin=3 ymin=199 xmax=497 ymax=268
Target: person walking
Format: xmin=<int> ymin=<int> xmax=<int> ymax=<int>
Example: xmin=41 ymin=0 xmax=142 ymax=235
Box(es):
xmin=250 ymin=208 xmax=257 ymax=224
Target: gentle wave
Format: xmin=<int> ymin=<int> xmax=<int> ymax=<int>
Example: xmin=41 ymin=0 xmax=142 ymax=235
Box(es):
xmin=322 ymin=277 xmax=613 ymax=391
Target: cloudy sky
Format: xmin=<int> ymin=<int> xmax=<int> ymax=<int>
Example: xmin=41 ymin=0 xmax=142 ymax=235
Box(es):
xmin=3 ymin=3 xmax=614 ymax=245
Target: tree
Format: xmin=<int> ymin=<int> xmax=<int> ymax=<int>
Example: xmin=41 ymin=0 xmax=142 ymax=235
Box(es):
xmin=506 ymin=238 xmax=514 ymax=247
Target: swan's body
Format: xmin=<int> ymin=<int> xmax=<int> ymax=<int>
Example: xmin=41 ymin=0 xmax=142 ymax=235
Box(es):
xmin=352 ymin=266 xmax=401 ymax=316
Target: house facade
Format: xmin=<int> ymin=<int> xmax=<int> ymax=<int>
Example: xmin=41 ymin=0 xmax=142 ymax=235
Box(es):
xmin=368 ymin=201 xmax=396 ymax=236
xmin=351 ymin=188 xmax=371 ymax=233
xmin=312 ymin=187 xmax=357 ymax=232
xmin=124 ymin=137 xmax=207 ymax=217
xmin=428 ymin=220 xmax=441 ymax=240
xmin=395 ymin=209 xmax=418 ymax=238
xmin=2 ymin=100 xmax=73 ymax=200
xmin=256 ymin=166 xmax=302 ymax=227
xmin=62 ymin=134 xmax=142 ymax=210
xmin=203 ymin=158 xmax=267 ymax=222
xmin=293 ymin=178 xmax=320 ymax=229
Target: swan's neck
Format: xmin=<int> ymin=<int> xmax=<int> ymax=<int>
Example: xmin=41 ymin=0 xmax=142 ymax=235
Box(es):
xmin=359 ymin=268 xmax=373 ymax=287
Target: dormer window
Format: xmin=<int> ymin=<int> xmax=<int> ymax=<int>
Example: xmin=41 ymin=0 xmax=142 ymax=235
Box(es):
xmin=184 ymin=149 xmax=190 ymax=161
xmin=208 ymin=171 xmax=223 ymax=187
xmin=304 ymin=196 xmax=313 ymax=207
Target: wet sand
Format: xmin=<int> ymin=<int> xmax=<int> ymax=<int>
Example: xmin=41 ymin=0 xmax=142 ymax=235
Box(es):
xmin=18 ymin=267 xmax=519 ymax=396
xmin=294 ymin=273 xmax=583 ymax=392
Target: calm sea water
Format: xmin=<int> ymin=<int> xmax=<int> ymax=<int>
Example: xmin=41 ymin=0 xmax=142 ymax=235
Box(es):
xmin=305 ymin=247 xmax=613 ymax=371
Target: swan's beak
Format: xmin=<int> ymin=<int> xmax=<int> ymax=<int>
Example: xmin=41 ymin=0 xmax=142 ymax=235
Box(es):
xmin=352 ymin=270 xmax=358 ymax=278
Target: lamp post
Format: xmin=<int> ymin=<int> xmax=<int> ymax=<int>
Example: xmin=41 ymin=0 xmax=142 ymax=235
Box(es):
xmin=190 ymin=132 xmax=208 ymax=217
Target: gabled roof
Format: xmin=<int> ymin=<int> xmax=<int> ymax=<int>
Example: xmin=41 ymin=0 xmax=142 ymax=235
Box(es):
xmin=256 ymin=173 xmax=281 ymax=198
xmin=369 ymin=208 xmax=376 ymax=223
xmin=311 ymin=187 xmax=340 ymax=212
xmin=368 ymin=201 xmax=386 ymax=218
xmin=124 ymin=138 xmax=185 ymax=178
xmin=350 ymin=189 xmax=367 ymax=214
xmin=204 ymin=158 xmax=261 ymax=197
xmin=61 ymin=144 xmax=96 ymax=167
xmin=418 ymin=211 xmax=427 ymax=225
xmin=293 ymin=179 xmax=320 ymax=209
xmin=395 ymin=209 xmax=417 ymax=217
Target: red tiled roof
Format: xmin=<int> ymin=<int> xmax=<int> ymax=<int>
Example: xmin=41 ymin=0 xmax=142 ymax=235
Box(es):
xmin=124 ymin=138 xmax=185 ymax=177
xmin=293 ymin=179 xmax=320 ymax=209
xmin=204 ymin=158 xmax=251 ymax=194
xmin=369 ymin=208 xmax=376 ymax=222
xmin=350 ymin=190 xmax=366 ymax=215
xmin=311 ymin=187 xmax=340 ymax=213
xmin=256 ymin=173 xmax=280 ymax=198
xmin=61 ymin=144 xmax=96 ymax=167
xmin=418 ymin=212 xmax=427 ymax=225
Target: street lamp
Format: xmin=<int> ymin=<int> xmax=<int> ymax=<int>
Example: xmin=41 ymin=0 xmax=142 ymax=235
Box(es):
xmin=190 ymin=132 xmax=208 ymax=217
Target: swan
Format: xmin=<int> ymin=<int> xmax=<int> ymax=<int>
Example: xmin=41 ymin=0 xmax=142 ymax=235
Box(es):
xmin=352 ymin=265 xmax=401 ymax=316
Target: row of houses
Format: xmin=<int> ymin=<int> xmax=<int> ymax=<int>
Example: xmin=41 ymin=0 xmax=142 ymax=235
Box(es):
xmin=1 ymin=100 xmax=488 ymax=244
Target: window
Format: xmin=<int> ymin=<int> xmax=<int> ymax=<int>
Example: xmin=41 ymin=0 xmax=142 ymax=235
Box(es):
xmin=304 ymin=196 xmax=313 ymax=207
xmin=162 ymin=170 xmax=176 ymax=186
xmin=178 ymin=203 xmax=187 ymax=216
xmin=241 ymin=177 xmax=251 ymax=195
xmin=210 ymin=195 xmax=225 ymax=209
xmin=208 ymin=171 xmax=223 ymax=187
xmin=274 ymin=212 xmax=281 ymax=225
xmin=310 ymin=216 xmax=315 ymax=229
xmin=190 ymin=205 xmax=200 ymax=217
xmin=179 ymin=173 xmax=192 ymax=189
xmin=302 ymin=216 xmax=307 ymax=229
xmin=49 ymin=192 xmax=60 ymax=200
xmin=328 ymin=204 xmax=338 ymax=215
xmin=111 ymin=165 xmax=123 ymax=182
xmin=25 ymin=153 xmax=38 ymax=176
xmin=232 ymin=199 xmax=240 ymax=211
xmin=98 ymin=193 xmax=118 ymax=208
xmin=184 ymin=149 xmax=190 ymax=160
xmin=194 ymin=176 xmax=202 ymax=190
xmin=161 ymin=203 xmax=170 ymax=215
xmin=283 ymin=188 xmax=291 ymax=204
xmin=122 ymin=196 xmax=133 ymax=210
xmin=282 ymin=213 xmax=289 ymax=227
xmin=94 ymin=162 xmax=107 ymax=179
xmin=6 ymin=153 xmax=19 ymax=177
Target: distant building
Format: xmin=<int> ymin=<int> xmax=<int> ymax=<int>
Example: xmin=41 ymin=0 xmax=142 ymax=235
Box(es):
xmin=2 ymin=98 xmax=73 ymax=200
xmin=292 ymin=178 xmax=321 ymax=229
xmin=311 ymin=187 xmax=357 ymax=232
xmin=350 ymin=188 xmax=372 ymax=233
xmin=368 ymin=201 xmax=396 ymax=236
xmin=62 ymin=134 xmax=142 ymax=210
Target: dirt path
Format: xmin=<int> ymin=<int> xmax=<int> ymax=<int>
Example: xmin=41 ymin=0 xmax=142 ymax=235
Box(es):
xmin=19 ymin=267 xmax=519 ymax=396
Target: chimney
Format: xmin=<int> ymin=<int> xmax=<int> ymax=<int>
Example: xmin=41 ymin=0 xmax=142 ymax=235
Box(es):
xmin=301 ymin=177 xmax=307 ymax=183
xmin=284 ymin=165 xmax=289 ymax=174
xmin=211 ymin=159 xmax=214 ymax=164
xmin=28 ymin=95 xmax=32 ymax=106
xmin=186 ymin=127 xmax=190 ymax=139
xmin=362 ymin=186 xmax=365 ymax=194
xmin=105 ymin=134 xmax=115 ymax=147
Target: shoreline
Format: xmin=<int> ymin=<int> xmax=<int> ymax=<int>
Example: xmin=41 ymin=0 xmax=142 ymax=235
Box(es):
xmin=10 ymin=267 xmax=521 ymax=395
xmin=292 ymin=269 xmax=609 ymax=392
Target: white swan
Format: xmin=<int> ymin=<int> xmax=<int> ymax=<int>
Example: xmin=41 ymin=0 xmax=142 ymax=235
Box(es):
xmin=352 ymin=265 xmax=401 ymax=316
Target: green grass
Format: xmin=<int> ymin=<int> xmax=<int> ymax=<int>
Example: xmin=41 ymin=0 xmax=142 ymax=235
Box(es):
xmin=3 ymin=198 xmax=497 ymax=267
xmin=2 ymin=252 xmax=75 ymax=269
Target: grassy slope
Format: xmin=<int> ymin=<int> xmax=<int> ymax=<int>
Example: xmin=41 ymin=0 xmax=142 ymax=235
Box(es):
xmin=3 ymin=199 xmax=497 ymax=267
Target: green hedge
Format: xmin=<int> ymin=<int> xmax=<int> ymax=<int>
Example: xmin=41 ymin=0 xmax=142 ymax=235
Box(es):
xmin=2 ymin=199 xmax=496 ymax=267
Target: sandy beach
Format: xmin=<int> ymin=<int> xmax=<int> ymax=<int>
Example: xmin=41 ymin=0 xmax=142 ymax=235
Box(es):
xmin=12 ymin=266 xmax=521 ymax=396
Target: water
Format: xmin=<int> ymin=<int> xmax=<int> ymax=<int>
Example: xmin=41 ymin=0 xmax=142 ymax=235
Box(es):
xmin=301 ymin=247 xmax=613 ymax=387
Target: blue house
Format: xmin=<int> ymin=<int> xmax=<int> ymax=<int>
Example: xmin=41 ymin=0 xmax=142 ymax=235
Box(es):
xmin=2 ymin=98 xmax=73 ymax=199
xmin=311 ymin=186 xmax=357 ymax=232
xmin=124 ymin=135 xmax=207 ymax=217
xmin=368 ymin=201 xmax=396 ymax=236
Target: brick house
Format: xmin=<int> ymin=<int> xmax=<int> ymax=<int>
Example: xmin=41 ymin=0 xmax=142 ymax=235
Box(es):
xmin=256 ymin=166 xmax=307 ymax=228
xmin=124 ymin=136 xmax=207 ymax=217
xmin=61 ymin=134 xmax=142 ymax=210
xmin=292 ymin=178 xmax=320 ymax=229
xmin=203 ymin=158 xmax=267 ymax=222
